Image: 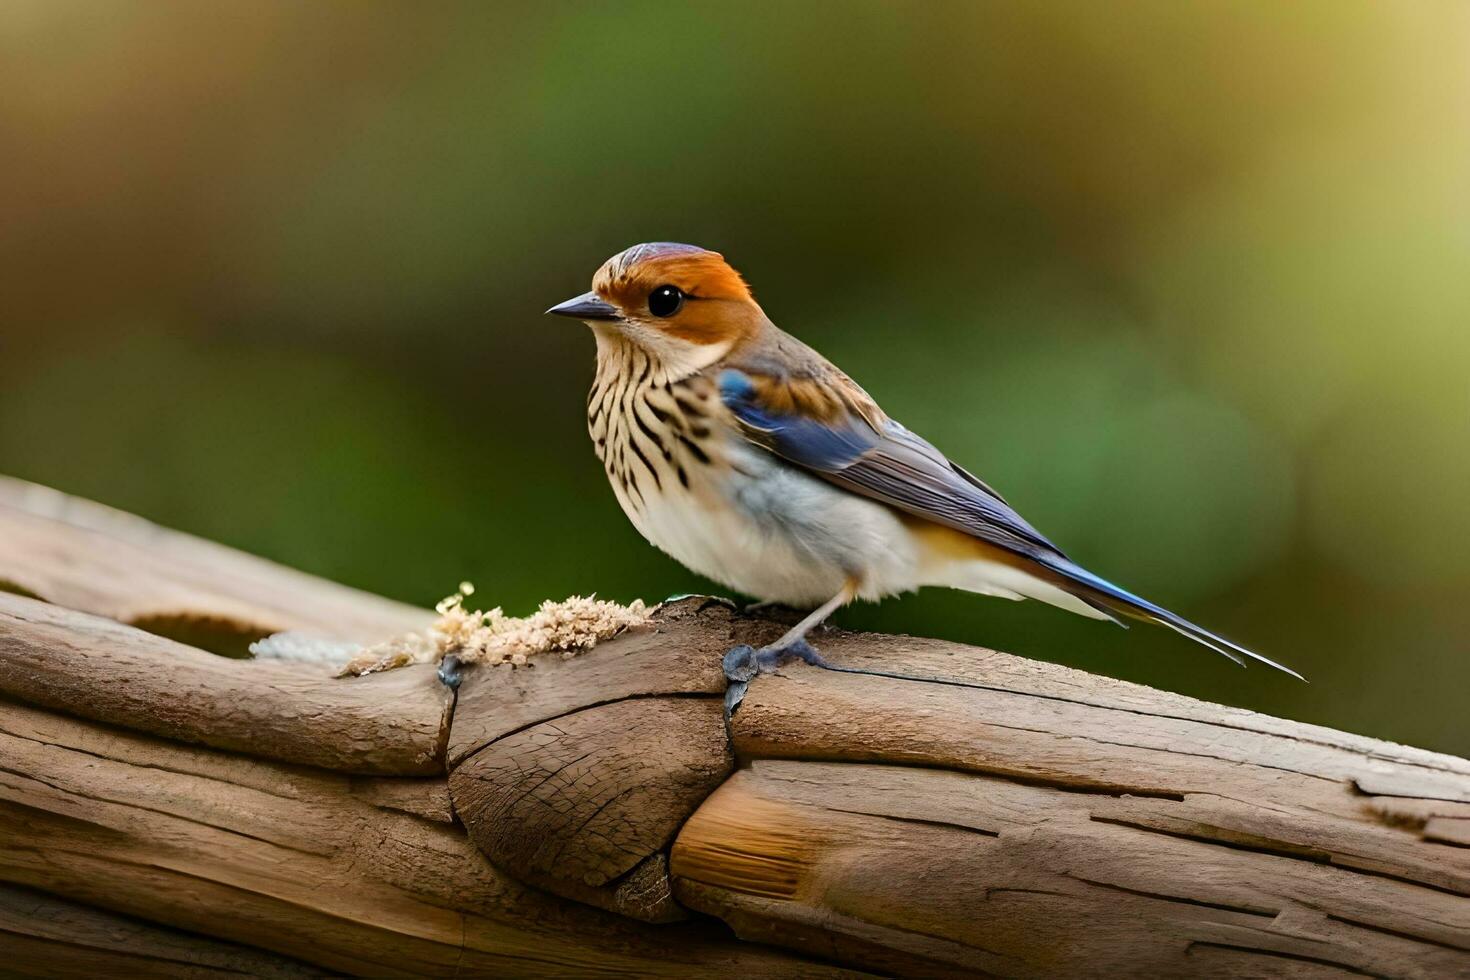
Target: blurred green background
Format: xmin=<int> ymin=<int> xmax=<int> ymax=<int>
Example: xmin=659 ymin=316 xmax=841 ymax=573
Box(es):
xmin=2 ymin=1 xmax=1466 ymax=754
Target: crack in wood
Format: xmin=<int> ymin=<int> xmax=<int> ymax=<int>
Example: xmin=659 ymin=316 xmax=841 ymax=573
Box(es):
xmin=0 ymin=715 xmax=311 ymax=803
xmin=1323 ymin=912 xmax=1470 ymax=954
xmin=1090 ymin=814 xmax=1470 ymax=898
xmin=818 ymin=805 xmax=1001 ymax=837
xmin=1069 ymin=875 xmax=1278 ymax=918
xmin=450 ymin=690 xmax=721 ymax=770
xmin=762 ymin=654 xmax=1470 ymax=780
xmin=0 ymin=926 xmax=279 ymax=975
xmin=0 ymin=764 xmax=328 ymax=857
xmin=1185 ymin=939 xmax=1386 ymax=978
xmin=732 ymin=744 xmax=1190 ymax=801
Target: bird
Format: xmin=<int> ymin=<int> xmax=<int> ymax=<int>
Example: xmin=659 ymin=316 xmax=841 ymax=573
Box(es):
xmin=546 ymin=242 xmax=1301 ymax=684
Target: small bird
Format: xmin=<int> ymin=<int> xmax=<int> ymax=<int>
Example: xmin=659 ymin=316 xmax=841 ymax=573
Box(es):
xmin=547 ymin=242 xmax=1300 ymax=681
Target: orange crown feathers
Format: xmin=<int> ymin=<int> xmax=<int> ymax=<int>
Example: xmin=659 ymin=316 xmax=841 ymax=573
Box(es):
xmin=593 ymin=242 xmax=755 ymax=309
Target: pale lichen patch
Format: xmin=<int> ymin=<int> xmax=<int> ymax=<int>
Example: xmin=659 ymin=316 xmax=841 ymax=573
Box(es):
xmin=336 ymin=584 xmax=650 ymax=677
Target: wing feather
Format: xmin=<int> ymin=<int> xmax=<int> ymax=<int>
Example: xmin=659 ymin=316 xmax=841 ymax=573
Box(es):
xmin=716 ymin=364 xmax=1302 ymax=680
xmin=717 ymin=367 xmax=1062 ymax=559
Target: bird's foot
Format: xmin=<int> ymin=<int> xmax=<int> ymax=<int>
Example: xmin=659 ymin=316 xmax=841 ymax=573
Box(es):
xmin=437 ymin=653 xmax=463 ymax=689
xmin=722 ymin=639 xmax=830 ymax=680
xmin=722 ymin=639 xmax=831 ymax=717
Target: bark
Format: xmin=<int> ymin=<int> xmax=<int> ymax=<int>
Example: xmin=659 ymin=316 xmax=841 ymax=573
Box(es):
xmin=0 ymin=882 xmax=326 ymax=979
xmin=1 ymin=475 xmax=1467 ymax=978
xmin=0 ymin=596 xmax=451 ymax=775
xmin=0 ymin=696 xmax=835 ymax=977
xmin=0 ymin=475 xmax=428 ymax=652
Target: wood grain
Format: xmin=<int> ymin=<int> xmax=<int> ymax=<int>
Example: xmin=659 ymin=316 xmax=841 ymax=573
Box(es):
xmin=445 ymin=597 xmax=736 ymax=765
xmin=675 ymin=761 xmax=1470 ymax=977
xmin=670 ymin=635 xmax=1470 ymax=978
xmin=449 ymin=696 xmax=733 ymax=922
xmin=0 ymin=593 xmax=451 ymax=775
xmin=0 ymin=882 xmax=327 ymax=979
xmin=0 ymin=475 xmax=429 ymax=648
xmin=0 ymin=699 xmax=852 ymax=978
xmin=5 ymin=477 xmax=1469 ymax=978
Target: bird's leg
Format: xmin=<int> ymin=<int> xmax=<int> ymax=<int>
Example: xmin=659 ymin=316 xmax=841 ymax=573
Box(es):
xmin=723 ymin=580 xmax=856 ymax=715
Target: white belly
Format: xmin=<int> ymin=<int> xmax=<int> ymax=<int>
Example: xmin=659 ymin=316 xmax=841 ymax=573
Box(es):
xmin=625 ymin=442 xmax=926 ymax=607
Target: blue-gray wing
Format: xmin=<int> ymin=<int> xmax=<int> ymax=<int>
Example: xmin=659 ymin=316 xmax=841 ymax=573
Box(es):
xmin=716 ymin=368 xmax=1066 ymax=561
xmin=717 ymin=366 xmax=1306 ymax=679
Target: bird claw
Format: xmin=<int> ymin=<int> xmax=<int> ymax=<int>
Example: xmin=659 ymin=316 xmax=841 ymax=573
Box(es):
xmin=437 ymin=653 xmax=463 ymax=689
xmin=781 ymin=638 xmax=831 ymax=669
xmin=722 ymin=677 xmax=749 ymax=719
xmin=721 ymin=639 xmax=832 ymax=718
xmin=722 ymin=644 xmax=761 ymax=684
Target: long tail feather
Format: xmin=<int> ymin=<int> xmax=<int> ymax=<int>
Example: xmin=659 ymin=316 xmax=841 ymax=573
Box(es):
xmin=1036 ymin=556 xmax=1305 ymax=681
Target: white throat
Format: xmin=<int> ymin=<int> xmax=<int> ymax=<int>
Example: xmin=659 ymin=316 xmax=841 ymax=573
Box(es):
xmin=590 ymin=323 xmax=731 ymax=383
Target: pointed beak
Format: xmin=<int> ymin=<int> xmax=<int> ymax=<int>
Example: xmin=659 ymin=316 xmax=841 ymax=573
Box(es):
xmin=545 ymin=290 xmax=619 ymax=322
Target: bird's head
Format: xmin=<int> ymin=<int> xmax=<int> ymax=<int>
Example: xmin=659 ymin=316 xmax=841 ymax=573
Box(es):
xmin=546 ymin=242 xmax=764 ymax=371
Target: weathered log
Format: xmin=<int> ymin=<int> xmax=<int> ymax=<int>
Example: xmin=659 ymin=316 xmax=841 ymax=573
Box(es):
xmin=0 ymin=594 xmax=450 ymax=775
xmin=436 ymin=606 xmax=1470 ymax=977
xmin=449 ymin=696 xmax=733 ymax=922
xmin=0 ymin=881 xmax=327 ymax=978
xmin=665 ymin=625 xmax=1470 ymax=977
xmin=0 ymin=698 xmax=837 ymax=977
xmin=0 ymin=474 xmax=428 ymax=652
xmin=2 ymin=475 xmax=1468 ymax=978
xmin=444 ymin=601 xmax=734 ymax=765
xmin=0 ymin=478 xmax=851 ymax=976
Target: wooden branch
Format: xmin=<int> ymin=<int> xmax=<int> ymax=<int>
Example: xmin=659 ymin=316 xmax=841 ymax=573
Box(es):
xmin=0 ymin=475 xmax=429 ymax=652
xmin=0 ymin=698 xmax=836 ymax=977
xmin=669 ymin=624 xmax=1470 ymax=977
xmin=449 ymin=697 xmax=732 ymax=923
xmin=444 ymin=600 xmax=733 ymax=765
xmin=0 ymin=883 xmax=326 ymax=978
xmin=0 ymin=594 xmax=450 ymax=775
xmin=2 ymin=476 xmax=1468 ymax=978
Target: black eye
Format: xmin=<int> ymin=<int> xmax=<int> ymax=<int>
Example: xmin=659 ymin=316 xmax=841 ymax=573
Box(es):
xmin=648 ymin=284 xmax=684 ymax=317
